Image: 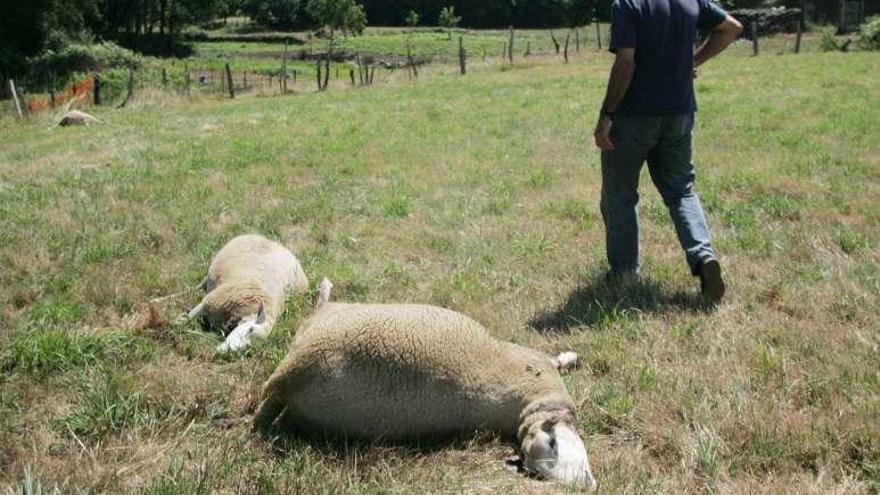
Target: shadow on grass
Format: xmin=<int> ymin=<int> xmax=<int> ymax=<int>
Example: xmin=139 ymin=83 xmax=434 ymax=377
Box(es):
xmin=259 ymin=417 xmax=505 ymax=461
xmin=529 ymin=272 xmax=713 ymax=334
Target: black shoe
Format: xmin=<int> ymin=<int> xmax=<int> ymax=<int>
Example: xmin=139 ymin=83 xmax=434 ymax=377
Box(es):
xmin=698 ymin=259 xmax=725 ymax=303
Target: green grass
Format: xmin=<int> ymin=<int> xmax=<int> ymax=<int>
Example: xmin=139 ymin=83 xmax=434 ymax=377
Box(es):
xmin=0 ymin=40 xmax=878 ymax=494
xmin=2 ymin=329 xmax=153 ymax=378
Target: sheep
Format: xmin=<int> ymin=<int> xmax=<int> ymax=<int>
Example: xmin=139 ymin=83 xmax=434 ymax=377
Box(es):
xmin=187 ymin=234 xmax=308 ymax=353
xmin=255 ymin=280 xmax=596 ymax=489
xmin=58 ymin=110 xmax=99 ymax=126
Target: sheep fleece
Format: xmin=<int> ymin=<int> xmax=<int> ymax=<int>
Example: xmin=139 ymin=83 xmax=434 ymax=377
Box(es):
xmin=259 ymin=303 xmax=573 ymax=440
xmin=202 ymin=234 xmax=308 ymax=329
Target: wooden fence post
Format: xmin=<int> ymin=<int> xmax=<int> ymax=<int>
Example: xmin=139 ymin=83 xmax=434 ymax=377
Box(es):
xmin=162 ymin=67 xmax=168 ymax=87
xmin=185 ymin=65 xmax=190 ymax=96
xmin=8 ymin=80 xmax=23 ymax=119
xmin=93 ymin=73 xmax=101 ymax=105
xmin=282 ymin=40 xmax=289 ymax=93
xmin=49 ymin=72 xmax=56 ymax=108
xmin=119 ymin=66 xmax=134 ymax=108
xmin=350 ymin=68 xmax=356 ymax=85
xmin=596 ymin=17 xmax=602 ymax=50
xmin=316 ymin=57 xmax=322 ymax=91
xmin=564 ymin=32 xmax=571 ymax=63
xmin=293 ymin=69 xmax=297 ymax=84
xmin=751 ymin=21 xmax=759 ymax=56
xmin=323 ymin=57 xmax=330 ymax=90
xmin=118 ymin=66 xmax=134 ymax=108
xmin=576 ymin=28 xmax=580 ymax=52
xmin=508 ymin=26 xmax=514 ymax=64
xmin=459 ymin=36 xmax=466 ymax=75
xmin=525 ymin=41 xmax=531 ymax=56
xmin=406 ymin=40 xmax=416 ymax=79
xmin=225 ymin=63 xmax=234 ymax=98
xmin=17 ymin=85 xmax=29 ymax=117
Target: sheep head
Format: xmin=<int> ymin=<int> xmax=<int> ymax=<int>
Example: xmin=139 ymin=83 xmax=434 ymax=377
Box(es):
xmin=519 ymin=409 xmax=596 ymax=489
xmin=217 ymin=302 xmax=269 ymax=353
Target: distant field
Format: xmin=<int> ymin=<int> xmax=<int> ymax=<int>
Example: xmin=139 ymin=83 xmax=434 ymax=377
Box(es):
xmin=0 ymin=43 xmax=878 ymax=494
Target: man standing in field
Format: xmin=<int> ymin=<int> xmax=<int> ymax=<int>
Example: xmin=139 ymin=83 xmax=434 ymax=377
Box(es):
xmin=593 ymin=0 xmax=742 ymax=302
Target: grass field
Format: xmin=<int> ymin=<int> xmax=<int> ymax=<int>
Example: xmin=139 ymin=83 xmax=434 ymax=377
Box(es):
xmin=0 ymin=41 xmax=878 ymax=494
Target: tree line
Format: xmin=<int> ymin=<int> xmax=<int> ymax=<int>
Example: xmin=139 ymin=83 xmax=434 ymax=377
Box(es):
xmin=0 ymin=0 xmax=817 ymax=79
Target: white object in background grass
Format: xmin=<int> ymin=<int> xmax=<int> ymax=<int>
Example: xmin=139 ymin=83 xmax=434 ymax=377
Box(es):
xmin=255 ymin=292 xmax=595 ymax=489
xmin=187 ymin=234 xmax=309 ymax=353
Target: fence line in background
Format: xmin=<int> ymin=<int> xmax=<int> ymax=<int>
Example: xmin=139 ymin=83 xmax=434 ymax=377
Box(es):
xmin=4 ymin=26 xmax=814 ymax=119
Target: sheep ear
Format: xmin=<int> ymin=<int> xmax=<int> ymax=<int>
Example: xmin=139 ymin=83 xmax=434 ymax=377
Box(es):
xmin=255 ymin=302 xmax=266 ymax=324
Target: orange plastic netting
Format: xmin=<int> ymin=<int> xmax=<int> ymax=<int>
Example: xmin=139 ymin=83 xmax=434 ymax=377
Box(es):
xmin=25 ymin=76 xmax=94 ymax=114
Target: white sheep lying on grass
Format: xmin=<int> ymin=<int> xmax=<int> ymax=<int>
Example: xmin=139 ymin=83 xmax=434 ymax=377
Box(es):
xmin=255 ymin=279 xmax=596 ymax=488
xmin=58 ymin=110 xmax=99 ymax=126
xmin=188 ymin=234 xmax=308 ymax=353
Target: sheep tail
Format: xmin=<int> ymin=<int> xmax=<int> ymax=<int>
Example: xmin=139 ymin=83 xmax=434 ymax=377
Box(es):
xmin=315 ymin=277 xmax=333 ymax=309
xmin=150 ymin=276 xmax=208 ymax=305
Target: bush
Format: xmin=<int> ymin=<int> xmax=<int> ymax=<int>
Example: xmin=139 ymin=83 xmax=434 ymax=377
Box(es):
xmin=819 ymin=31 xmax=840 ymax=51
xmin=858 ymin=16 xmax=880 ymax=50
xmin=31 ymin=41 xmax=140 ymax=76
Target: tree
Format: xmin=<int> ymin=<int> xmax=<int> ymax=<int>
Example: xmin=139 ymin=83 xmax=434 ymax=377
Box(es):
xmin=438 ymin=6 xmax=461 ymax=39
xmin=306 ymin=0 xmax=368 ymax=44
xmin=405 ymin=10 xmax=420 ymax=28
xmin=561 ymin=0 xmax=594 ymax=28
xmin=243 ymin=0 xmax=305 ymax=29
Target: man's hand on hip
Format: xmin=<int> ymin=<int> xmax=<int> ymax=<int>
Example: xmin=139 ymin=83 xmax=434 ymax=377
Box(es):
xmin=594 ymin=115 xmax=615 ymax=151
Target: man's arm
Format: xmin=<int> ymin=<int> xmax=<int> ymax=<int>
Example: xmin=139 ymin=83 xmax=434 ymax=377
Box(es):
xmin=694 ymin=15 xmax=743 ymax=67
xmin=594 ymin=48 xmax=635 ymax=151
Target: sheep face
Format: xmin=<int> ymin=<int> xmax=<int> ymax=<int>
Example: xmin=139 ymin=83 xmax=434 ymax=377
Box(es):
xmin=217 ymin=303 xmax=268 ymax=353
xmin=521 ymin=419 xmax=596 ymax=489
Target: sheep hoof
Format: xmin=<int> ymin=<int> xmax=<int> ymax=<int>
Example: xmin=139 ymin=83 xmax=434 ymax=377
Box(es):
xmin=553 ymin=351 xmax=578 ymax=373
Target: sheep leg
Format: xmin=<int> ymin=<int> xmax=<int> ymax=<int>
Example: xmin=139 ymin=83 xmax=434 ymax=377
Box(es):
xmin=315 ymin=277 xmax=333 ymax=308
xmin=253 ymin=396 xmax=287 ymax=436
xmin=187 ymin=301 xmax=206 ymax=319
xmin=552 ymin=351 xmax=579 ymax=374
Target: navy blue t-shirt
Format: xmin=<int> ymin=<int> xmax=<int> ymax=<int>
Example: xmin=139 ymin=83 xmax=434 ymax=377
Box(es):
xmin=610 ymin=0 xmax=727 ymax=116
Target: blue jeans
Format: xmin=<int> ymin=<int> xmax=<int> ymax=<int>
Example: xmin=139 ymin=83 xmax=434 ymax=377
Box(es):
xmin=600 ymin=114 xmax=715 ymax=276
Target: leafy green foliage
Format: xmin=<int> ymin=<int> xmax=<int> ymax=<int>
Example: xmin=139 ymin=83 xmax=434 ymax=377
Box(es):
xmin=438 ymin=6 xmax=461 ymax=31
xmin=0 ymin=0 xmax=215 ymax=74
xmin=560 ymin=0 xmax=595 ymax=27
xmin=858 ymin=16 xmax=880 ymax=50
xmin=819 ymin=30 xmax=844 ymax=51
xmin=31 ymin=41 xmax=140 ymax=75
xmin=242 ymin=0 xmax=308 ymax=30
xmin=405 ymin=10 xmax=420 ymax=28
xmin=306 ymin=0 xmax=368 ymax=38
